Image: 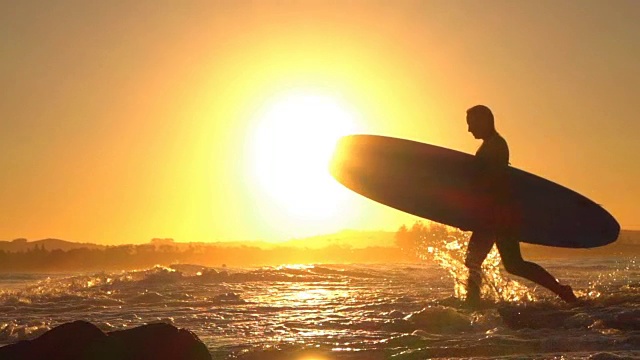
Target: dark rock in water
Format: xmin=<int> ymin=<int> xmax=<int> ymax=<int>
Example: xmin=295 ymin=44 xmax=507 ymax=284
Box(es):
xmin=0 ymin=321 xmax=211 ymax=360
xmin=101 ymin=322 xmax=211 ymax=360
xmin=0 ymin=321 xmax=105 ymax=359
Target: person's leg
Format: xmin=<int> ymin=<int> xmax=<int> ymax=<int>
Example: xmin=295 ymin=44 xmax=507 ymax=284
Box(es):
xmin=496 ymin=236 xmax=577 ymax=303
xmin=464 ymin=230 xmax=495 ymax=305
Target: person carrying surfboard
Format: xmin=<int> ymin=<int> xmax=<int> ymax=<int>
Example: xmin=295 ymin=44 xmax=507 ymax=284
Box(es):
xmin=464 ymin=105 xmax=578 ymax=306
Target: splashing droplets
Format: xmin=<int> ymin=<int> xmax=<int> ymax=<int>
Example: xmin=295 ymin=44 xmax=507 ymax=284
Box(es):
xmin=416 ymin=229 xmax=535 ymax=303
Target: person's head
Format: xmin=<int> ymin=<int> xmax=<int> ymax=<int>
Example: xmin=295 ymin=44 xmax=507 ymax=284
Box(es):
xmin=466 ymin=105 xmax=495 ymax=140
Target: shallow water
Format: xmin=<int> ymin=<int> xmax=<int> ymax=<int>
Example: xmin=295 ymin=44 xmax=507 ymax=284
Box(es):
xmin=0 ymin=238 xmax=638 ymax=359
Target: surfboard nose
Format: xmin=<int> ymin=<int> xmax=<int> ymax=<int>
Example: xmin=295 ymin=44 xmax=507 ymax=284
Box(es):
xmin=600 ymin=210 xmax=621 ymax=245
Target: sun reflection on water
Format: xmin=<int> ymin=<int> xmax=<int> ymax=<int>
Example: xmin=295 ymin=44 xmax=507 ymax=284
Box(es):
xmin=296 ymin=354 xmax=330 ymax=360
xmin=276 ymin=264 xmax=316 ymax=271
xmin=283 ymin=286 xmax=350 ymax=307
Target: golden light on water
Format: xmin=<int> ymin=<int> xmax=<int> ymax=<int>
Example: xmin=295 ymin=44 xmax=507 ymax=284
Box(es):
xmin=297 ymin=356 xmax=329 ymax=360
xmin=249 ymin=92 xmax=362 ymax=225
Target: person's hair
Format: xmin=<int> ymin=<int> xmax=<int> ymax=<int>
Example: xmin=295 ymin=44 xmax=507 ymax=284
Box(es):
xmin=467 ymin=105 xmax=494 ymax=128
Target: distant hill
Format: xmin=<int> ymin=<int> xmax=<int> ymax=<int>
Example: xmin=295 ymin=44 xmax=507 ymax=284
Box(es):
xmin=0 ymin=238 xmax=105 ymax=252
xmin=2 ymin=229 xmax=638 ymax=254
xmin=0 ymin=230 xmax=395 ymax=253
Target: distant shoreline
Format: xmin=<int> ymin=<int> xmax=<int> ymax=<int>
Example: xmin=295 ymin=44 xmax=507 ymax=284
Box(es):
xmin=0 ymin=229 xmax=637 ymax=272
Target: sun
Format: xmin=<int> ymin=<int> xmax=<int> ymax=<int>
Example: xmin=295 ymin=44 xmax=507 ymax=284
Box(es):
xmin=249 ymin=92 xmax=361 ymax=223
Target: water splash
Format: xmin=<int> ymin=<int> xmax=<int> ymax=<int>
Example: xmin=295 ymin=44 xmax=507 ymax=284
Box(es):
xmin=417 ymin=229 xmax=535 ymax=303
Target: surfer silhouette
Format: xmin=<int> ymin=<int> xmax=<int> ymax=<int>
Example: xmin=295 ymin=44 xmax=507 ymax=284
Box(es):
xmin=464 ymin=105 xmax=577 ymax=306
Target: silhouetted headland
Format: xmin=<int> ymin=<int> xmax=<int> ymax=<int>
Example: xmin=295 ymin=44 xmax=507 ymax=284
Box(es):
xmin=1 ymin=225 xmax=638 ymax=272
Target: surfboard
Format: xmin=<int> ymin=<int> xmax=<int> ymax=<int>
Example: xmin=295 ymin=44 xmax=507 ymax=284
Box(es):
xmin=329 ymin=135 xmax=619 ymax=248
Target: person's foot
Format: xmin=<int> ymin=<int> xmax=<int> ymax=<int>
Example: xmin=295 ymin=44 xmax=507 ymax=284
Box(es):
xmin=558 ymin=284 xmax=578 ymax=303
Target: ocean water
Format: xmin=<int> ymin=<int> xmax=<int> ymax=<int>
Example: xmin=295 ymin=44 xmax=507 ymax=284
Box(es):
xmin=0 ymin=236 xmax=638 ymax=359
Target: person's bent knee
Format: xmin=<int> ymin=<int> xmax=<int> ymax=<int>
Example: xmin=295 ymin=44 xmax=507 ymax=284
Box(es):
xmin=502 ymin=259 xmax=526 ymax=276
xmin=465 ymin=257 xmax=482 ymax=270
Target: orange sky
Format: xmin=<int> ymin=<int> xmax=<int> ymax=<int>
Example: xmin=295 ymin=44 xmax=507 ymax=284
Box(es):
xmin=1 ymin=1 xmax=639 ymax=244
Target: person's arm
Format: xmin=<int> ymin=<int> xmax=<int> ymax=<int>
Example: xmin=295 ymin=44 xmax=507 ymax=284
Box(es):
xmin=475 ymin=141 xmax=509 ymax=194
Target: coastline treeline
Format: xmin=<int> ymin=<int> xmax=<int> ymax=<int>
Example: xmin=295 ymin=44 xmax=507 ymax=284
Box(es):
xmin=0 ymin=242 xmax=412 ymax=272
xmin=0 ymin=221 xmax=637 ymax=272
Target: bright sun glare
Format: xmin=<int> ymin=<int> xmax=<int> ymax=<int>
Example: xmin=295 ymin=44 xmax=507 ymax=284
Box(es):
xmin=251 ymin=92 xmax=361 ymax=223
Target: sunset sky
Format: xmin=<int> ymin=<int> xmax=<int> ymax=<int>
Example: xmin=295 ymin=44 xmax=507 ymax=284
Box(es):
xmin=2 ymin=1 xmax=639 ymax=244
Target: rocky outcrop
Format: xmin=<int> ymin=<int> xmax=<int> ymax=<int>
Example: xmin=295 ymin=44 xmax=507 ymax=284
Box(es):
xmin=0 ymin=320 xmax=211 ymax=360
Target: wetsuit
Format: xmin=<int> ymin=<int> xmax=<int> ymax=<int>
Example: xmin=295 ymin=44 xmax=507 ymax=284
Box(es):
xmin=465 ymin=132 xmax=522 ymax=277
